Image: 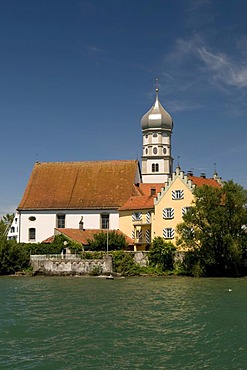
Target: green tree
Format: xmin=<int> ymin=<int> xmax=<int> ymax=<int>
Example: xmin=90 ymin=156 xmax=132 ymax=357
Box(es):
xmin=0 ymin=213 xmax=14 ymax=240
xmin=112 ymin=251 xmax=141 ymax=275
xmin=87 ymin=231 xmax=127 ymax=251
xmin=148 ymin=237 xmax=176 ymax=272
xmin=177 ymin=180 xmax=247 ymax=277
xmin=23 ymin=234 xmax=83 ymax=255
xmin=0 ymin=239 xmax=30 ymax=275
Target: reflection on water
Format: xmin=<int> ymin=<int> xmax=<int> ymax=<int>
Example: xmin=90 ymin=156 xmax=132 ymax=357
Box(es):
xmin=0 ymin=276 xmax=247 ymax=369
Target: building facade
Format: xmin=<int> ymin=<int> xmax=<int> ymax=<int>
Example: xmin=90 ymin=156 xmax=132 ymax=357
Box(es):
xmin=119 ymin=167 xmax=221 ymax=251
xmin=12 ymin=160 xmax=141 ymax=243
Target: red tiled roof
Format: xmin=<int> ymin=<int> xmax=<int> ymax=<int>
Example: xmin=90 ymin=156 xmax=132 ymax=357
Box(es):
xmin=119 ymin=183 xmax=163 ymax=211
xmin=189 ymin=176 xmax=221 ymax=188
xmin=138 ymin=183 xmax=163 ymax=196
xmin=43 ymin=228 xmax=134 ymax=246
xmin=119 ymin=196 xmax=155 ymax=211
xmin=18 ymin=160 xmax=139 ymax=210
xmin=119 ymin=177 xmax=221 ymax=211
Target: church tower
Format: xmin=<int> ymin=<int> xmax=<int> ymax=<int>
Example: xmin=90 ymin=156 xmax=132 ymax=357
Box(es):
xmin=141 ymin=87 xmax=173 ymax=183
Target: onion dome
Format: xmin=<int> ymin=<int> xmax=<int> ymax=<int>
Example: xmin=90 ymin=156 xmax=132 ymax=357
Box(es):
xmin=141 ymin=88 xmax=173 ymax=130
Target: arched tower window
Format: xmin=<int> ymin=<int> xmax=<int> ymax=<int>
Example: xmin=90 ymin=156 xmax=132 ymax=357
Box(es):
xmin=152 ymin=163 xmax=159 ymax=172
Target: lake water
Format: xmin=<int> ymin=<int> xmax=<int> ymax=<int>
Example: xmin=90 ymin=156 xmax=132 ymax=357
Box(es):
xmin=0 ymin=276 xmax=246 ymax=369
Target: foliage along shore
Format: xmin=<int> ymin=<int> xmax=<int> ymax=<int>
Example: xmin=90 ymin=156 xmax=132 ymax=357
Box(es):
xmin=1 ymin=180 xmax=247 ymax=277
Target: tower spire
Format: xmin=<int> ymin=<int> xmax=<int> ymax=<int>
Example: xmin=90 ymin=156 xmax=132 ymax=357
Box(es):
xmin=155 ymin=78 xmax=159 ymax=100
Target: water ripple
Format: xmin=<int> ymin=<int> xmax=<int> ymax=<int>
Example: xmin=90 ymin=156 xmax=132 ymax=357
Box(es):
xmin=0 ymin=276 xmax=247 ymax=369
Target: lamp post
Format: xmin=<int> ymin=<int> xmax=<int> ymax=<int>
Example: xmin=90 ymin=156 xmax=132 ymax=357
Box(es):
xmin=106 ymin=221 xmax=109 ymax=257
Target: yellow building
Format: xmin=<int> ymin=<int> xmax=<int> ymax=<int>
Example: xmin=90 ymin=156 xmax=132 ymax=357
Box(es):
xmin=119 ymin=167 xmax=221 ymax=251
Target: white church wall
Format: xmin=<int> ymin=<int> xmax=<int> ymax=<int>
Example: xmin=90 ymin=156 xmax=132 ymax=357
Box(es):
xmin=19 ymin=209 xmax=120 ymax=243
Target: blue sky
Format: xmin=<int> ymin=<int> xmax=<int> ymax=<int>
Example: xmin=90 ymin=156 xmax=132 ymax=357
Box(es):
xmin=1 ymin=0 xmax=247 ymax=217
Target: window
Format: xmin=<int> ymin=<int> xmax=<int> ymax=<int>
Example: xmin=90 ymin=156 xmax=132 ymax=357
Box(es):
xmin=145 ymin=148 xmax=148 ymax=155
xmin=163 ymin=228 xmax=174 ymax=239
xmin=163 ymin=208 xmax=174 ymax=219
xmin=163 ymin=148 xmax=167 ymax=155
xmin=153 ymin=147 xmax=157 ymax=155
xmin=152 ymin=163 xmax=159 ymax=172
xmin=132 ymin=212 xmax=142 ymax=222
xmin=10 ymin=227 xmax=15 ymax=233
xmin=57 ymin=214 xmax=65 ymax=228
xmin=182 ymin=207 xmax=191 ymax=216
xmin=29 ymin=228 xmax=36 ymax=240
xmin=101 ymin=214 xmax=109 ymax=229
xmin=29 ymin=216 xmax=36 ymax=221
xmin=172 ymin=189 xmax=184 ymax=200
xmin=153 ymin=133 xmax=157 ymax=138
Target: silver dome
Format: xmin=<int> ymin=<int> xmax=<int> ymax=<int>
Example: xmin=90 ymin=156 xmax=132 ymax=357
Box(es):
xmin=141 ymin=89 xmax=173 ymax=131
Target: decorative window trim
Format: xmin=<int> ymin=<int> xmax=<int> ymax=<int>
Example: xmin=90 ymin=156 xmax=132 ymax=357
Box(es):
xmin=145 ymin=230 xmax=150 ymax=243
xmin=146 ymin=211 xmax=151 ymax=223
xmin=163 ymin=208 xmax=174 ymax=219
xmin=132 ymin=212 xmax=142 ymax=222
xmin=163 ymin=228 xmax=175 ymax=239
xmin=172 ymin=189 xmax=184 ymax=200
xmin=182 ymin=207 xmax=191 ymax=216
xmin=136 ymin=230 xmax=142 ymax=239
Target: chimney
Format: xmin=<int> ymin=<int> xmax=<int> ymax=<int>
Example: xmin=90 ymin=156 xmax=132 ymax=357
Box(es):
xmin=187 ymin=170 xmax=193 ymax=176
xmin=79 ymin=216 xmax=84 ymax=230
xmin=150 ymin=188 xmax=156 ymax=196
xmin=200 ymin=172 xmax=206 ymax=178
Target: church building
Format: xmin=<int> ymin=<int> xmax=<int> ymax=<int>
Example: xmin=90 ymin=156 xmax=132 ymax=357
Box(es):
xmin=8 ymin=86 xmax=221 ymax=246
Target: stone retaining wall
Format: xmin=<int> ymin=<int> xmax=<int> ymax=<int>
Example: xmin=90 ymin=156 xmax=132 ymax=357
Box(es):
xmin=31 ymin=256 xmax=113 ymax=276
